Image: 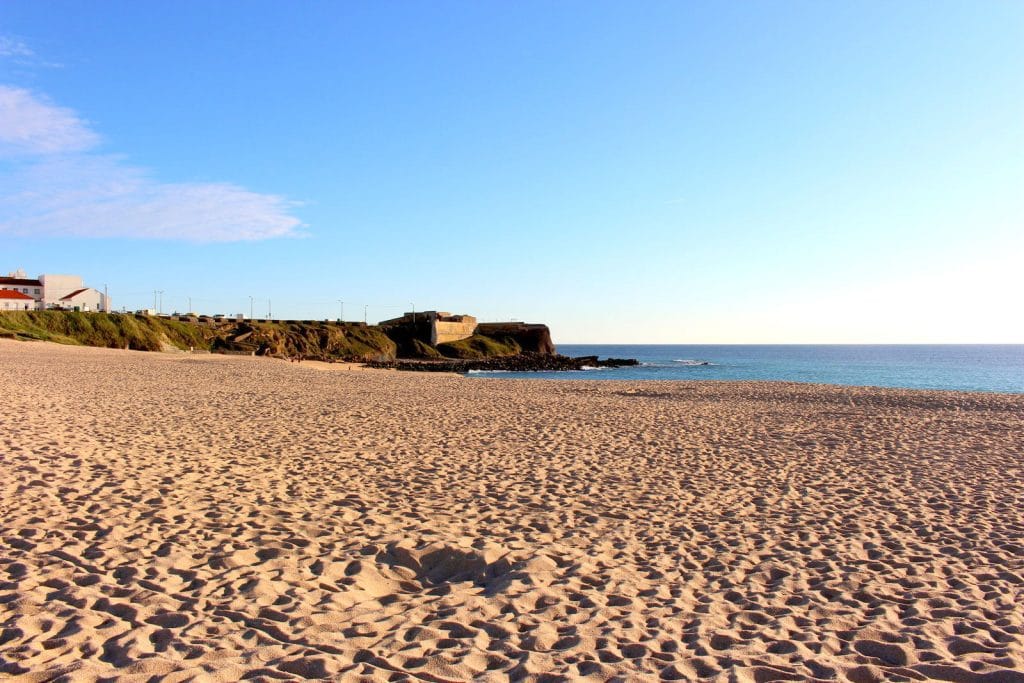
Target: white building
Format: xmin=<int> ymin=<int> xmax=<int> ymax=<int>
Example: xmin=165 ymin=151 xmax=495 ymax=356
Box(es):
xmin=0 ymin=270 xmax=109 ymax=312
xmin=0 ymin=271 xmax=43 ymax=307
xmin=57 ymin=287 xmax=106 ymax=312
xmin=0 ymin=289 xmax=35 ymax=311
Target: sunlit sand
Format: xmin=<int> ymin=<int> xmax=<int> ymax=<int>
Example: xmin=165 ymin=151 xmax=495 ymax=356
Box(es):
xmin=2 ymin=341 xmax=1022 ymax=681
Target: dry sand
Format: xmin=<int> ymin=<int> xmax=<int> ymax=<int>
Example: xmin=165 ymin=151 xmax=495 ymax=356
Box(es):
xmin=1 ymin=340 xmax=1022 ymax=682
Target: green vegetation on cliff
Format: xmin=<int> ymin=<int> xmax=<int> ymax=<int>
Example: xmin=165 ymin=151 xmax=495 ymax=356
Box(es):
xmin=411 ymin=339 xmax=443 ymax=358
xmin=214 ymin=321 xmax=396 ymax=360
xmin=437 ymin=334 xmax=522 ymax=359
xmin=0 ymin=311 xmax=211 ymax=351
xmin=0 ymin=311 xmax=397 ymax=360
xmin=0 ymin=311 xmax=547 ymax=363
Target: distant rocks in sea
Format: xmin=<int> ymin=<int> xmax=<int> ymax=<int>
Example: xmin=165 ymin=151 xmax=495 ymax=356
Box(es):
xmin=366 ymin=353 xmax=639 ymax=373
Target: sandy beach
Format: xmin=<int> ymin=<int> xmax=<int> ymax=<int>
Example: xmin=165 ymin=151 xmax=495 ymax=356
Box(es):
xmin=1 ymin=340 xmax=1022 ymax=682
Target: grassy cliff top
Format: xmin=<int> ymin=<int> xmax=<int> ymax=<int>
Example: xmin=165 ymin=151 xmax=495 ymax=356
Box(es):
xmin=0 ymin=311 xmax=396 ymax=360
xmin=0 ymin=311 xmax=210 ymax=351
xmin=437 ymin=334 xmax=522 ymax=359
xmin=0 ymin=311 xmax=548 ymax=363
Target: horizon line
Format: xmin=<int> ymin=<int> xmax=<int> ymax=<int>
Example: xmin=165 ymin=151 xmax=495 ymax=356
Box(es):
xmin=554 ymin=342 xmax=1024 ymax=346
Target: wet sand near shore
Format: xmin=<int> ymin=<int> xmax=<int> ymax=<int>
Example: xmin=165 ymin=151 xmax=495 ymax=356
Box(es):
xmin=1 ymin=341 xmax=1022 ymax=681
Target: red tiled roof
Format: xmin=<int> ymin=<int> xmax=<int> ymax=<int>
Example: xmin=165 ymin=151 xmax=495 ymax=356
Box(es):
xmin=0 ymin=277 xmax=42 ymax=287
xmin=59 ymin=288 xmax=91 ymax=301
xmin=0 ymin=289 xmax=34 ymax=300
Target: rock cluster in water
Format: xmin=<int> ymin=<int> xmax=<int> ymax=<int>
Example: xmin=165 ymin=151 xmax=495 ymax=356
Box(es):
xmin=366 ymin=353 xmax=639 ymax=373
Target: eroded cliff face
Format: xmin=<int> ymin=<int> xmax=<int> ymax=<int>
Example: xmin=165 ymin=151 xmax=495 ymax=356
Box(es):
xmin=0 ymin=311 xmax=554 ymax=362
xmin=475 ymin=323 xmax=555 ymax=355
xmin=227 ymin=320 xmax=554 ymax=361
xmin=378 ymin=317 xmax=556 ymax=359
xmin=211 ymin=321 xmax=397 ymax=360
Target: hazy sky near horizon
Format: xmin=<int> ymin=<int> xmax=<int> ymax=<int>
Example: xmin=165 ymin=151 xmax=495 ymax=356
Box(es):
xmin=1 ymin=2 xmax=1021 ymax=343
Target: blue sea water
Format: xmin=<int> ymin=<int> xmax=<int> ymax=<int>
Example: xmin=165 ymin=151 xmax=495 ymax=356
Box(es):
xmin=468 ymin=345 xmax=1024 ymax=393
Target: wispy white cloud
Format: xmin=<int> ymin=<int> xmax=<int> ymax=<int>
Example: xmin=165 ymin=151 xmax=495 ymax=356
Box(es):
xmin=0 ymin=85 xmax=304 ymax=242
xmin=0 ymin=85 xmax=99 ymax=154
xmin=0 ymin=34 xmax=61 ymax=68
xmin=0 ymin=35 xmax=34 ymax=58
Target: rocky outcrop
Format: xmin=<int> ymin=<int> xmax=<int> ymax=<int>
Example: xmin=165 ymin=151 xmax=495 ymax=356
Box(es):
xmin=366 ymin=353 xmax=638 ymax=373
xmin=218 ymin=321 xmax=397 ymax=361
xmin=475 ymin=323 xmax=555 ymax=355
xmin=437 ymin=335 xmax=522 ymax=359
xmin=379 ymin=318 xmax=556 ymax=359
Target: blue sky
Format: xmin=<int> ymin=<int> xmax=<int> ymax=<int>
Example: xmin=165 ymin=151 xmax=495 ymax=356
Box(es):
xmin=1 ymin=1 xmax=1021 ymax=342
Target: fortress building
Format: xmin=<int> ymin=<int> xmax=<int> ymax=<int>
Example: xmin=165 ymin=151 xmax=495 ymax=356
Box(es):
xmin=378 ymin=310 xmax=556 ymax=354
xmin=379 ymin=311 xmax=478 ymax=345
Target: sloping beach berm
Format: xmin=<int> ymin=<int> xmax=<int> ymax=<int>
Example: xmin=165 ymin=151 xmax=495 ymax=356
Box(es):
xmin=1 ymin=341 xmax=1022 ymax=682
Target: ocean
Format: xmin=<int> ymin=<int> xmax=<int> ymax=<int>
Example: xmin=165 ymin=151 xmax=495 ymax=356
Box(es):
xmin=468 ymin=344 xmax=1024 ymax=393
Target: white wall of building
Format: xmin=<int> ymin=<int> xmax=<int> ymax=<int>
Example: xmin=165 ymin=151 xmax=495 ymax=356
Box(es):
xmin=60 ymin=288 xmax=106 ymax=312
xmin=39 ymin=274 xmax=84 ymax=308
xmin=0 ymin=284 xmax=44 ymax=308
xmin=0 ymin=296 xmax=35 ymax=311
xmin=3 ymin=272 xmax=109 ymax=311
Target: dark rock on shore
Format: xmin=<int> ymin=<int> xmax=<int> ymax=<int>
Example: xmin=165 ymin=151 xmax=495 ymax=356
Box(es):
xmin=575 ymin=356 xmax=640 ymax=368
xmin=366 ymin=353 xmax=639 ymax=373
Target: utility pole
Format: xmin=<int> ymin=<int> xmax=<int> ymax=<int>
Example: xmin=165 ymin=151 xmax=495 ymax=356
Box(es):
xmin=338 ymin=299 xmax=344 ymax=322
xmin=187 ymin=296 xmax=192 ymax=314
xmin=103 ymin=284 xmax=108 ymax=313
xmin=153 ymin=290 xmax=158 ymax=311
xmin=364 ymin=305 xmax=368 ymax=324
xmin=411 ymin=303 xmax=415 ymax=324
xmin=267 ymin=299 xmax=272 ymax=319
xmin=154 ymin=290 xmax=163 ymax=314
xmin=249 ymin=296 xmax=254 ymax=320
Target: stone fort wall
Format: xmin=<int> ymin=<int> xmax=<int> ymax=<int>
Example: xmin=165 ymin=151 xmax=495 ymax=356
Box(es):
xmin=432 ymin=318 xmax=478 ymax=345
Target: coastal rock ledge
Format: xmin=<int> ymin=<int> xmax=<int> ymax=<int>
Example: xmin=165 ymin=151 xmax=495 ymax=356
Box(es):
xmin=366 ymin=353 xmax=639 ymax=373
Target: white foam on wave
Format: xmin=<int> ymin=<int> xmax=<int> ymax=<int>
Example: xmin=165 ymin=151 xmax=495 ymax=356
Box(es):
xmin=674 ymin=359 xmax=715 ymax=366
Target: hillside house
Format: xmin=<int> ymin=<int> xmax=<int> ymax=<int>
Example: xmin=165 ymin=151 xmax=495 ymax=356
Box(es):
xmin=0 ymin=289 xmax=35 ymax=310
xmin=0 ymin=270 xmax=108 ymax=312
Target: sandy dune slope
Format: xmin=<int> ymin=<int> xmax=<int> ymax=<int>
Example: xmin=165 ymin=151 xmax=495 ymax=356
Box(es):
xmin=1 ymin=341 xmax=1022 ymax=681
